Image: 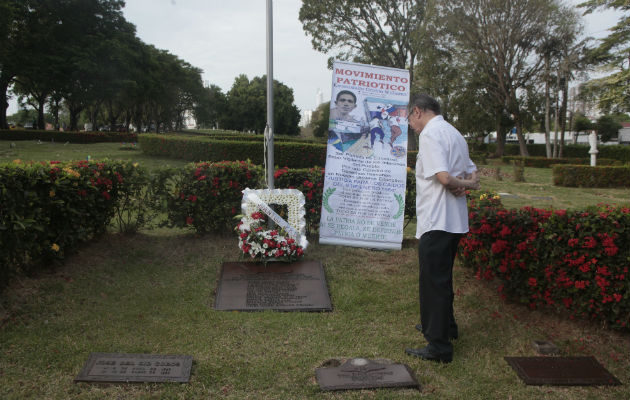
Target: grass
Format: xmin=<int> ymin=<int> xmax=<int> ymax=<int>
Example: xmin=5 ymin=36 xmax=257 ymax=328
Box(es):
xmin=0 ymin=140 xmax=189 ymax=170
xmin=476 ymin=161 xmax=629 ymax=210
xmin=1 ymin=141 xmax=628 ymax=398
xmin=1 ymin=233 xmax=628 ymax=399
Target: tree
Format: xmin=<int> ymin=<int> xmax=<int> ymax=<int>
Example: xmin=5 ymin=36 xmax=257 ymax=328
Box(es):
xmin=596 ymin=114 xmax=622 ymax=142
xmin=572 ymin=112 xmax=593 ymax=141
xmin=412 ymin=0 xmax=460 ymax=123
xmin=0 ymin=0 xmax=29 ymax=129
xmin=443 ymin=0 xmax=558 ymax=156
xmin=309 ymin=101 xmax=330 ymax=138
xmin=299 ymin=0 xmax=425 ymax=84
xmin=223 ymin=75 xmax=301 ymax=135
xmin=547 ymin=6 xmax=586 ymax=158
xmin=579 ymin=0 xmax=629 ymax=113
xmin=194 ymin=84 xmax=227 ymax=129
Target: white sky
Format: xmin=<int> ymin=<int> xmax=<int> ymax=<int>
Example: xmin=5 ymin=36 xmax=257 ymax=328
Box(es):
xmin=7 ymin=0 xmax=623 ymax=115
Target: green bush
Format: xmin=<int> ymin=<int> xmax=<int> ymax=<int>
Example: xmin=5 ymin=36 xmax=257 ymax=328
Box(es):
xmin=273 ymin=166 xmax=325 ymax=234
xmin=552 ymin=165 xmax=630 ymax=187
xmin=139 ymin=134 xmax=327 ymax=168
xmin=164 ymin=161 xmax=264 ymax=233
xmin=461 ymin=194 xmax=629 ymax=330
xmin=470 ymin=143 xmax=630 ymax=163
xmin=502 ymin=156 xmax=620 ymax=168
xmin=0 ymin=159 xmax=133 ymax=289
xmin=0 ymin=129 xmax=137 ymax=143
xmin=179 ymin=130 xmax=323 ymax=144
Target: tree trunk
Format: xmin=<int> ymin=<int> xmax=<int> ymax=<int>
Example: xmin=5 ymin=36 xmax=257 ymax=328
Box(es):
xmin=553 ymin=69 xmax=560 ymax=158
xmin=67 ymin=102 xmax=83 ymax=131
xmin=559 ymin=70 xmax=569 ymax=158
xmin=37 ymin=99 xmax=45 ymax=130
xmin=494 ymin=111 xmax=506 ymax=157
xmin=514 ymin=117 xmax=529 ymax=157
xmin=544 ymin=54 xmax=551 ymax=158
xmin=0 ymin=78 xmax=9 ymax=129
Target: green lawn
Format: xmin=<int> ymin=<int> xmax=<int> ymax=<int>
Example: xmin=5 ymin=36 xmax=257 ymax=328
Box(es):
xmin=0 ymin=140 xmax=190 ymax=170
xmin=1 ymin=141 xmax=628 ymax=399
xmin=1 ymin=234 xmax=628 ymax=399
xmin=476 ymin=162 xmax=629 ymax=210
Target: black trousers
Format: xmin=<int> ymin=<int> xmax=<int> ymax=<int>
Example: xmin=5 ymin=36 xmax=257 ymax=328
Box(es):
xmin=418 ymin=230 xmax=462 ymax=355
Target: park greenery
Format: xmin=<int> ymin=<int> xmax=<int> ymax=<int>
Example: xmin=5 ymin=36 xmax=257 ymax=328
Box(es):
xmin=301 ymin=0 xmax=629 ymax=155
xmin=0 ymin=140 xmax=629 ymax=399
xmin=0 ymin=0 xmax=301 ymax=135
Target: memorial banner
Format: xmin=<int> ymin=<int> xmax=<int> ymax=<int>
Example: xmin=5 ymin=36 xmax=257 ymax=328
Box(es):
xmin=319 ymin=61 xmax=410 ymax=250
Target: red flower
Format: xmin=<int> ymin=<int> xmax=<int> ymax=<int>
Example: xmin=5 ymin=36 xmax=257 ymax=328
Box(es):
xmin=188 ymin=195 xmax=197 ymax=202
xmin=499 ymin=226 xmax=511 ymax=237
xmin=186 ymin=216 xmax=194 ymax=225
xmin=568 ymin=238 xmax=578 ymax=247
xmin=582 ymin=236 xmax=597 ymax=248
xmin=528 ymin=277 xmax=537 ymax=287
xmin=574 ymin=281 xmax=589 ymax=289
xmin=102 ymin=191 xmax=111 ymax=200
xmin=480 ymin=224 xmax=493 ymax=234
xmin=491 ymin=240 xmax=508 ymax=254
xmin=562 ymin=298 xmax=573 ymax=308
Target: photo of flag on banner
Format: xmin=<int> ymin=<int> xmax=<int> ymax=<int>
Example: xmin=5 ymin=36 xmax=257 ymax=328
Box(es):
xmin=363 ymin=98 xmax=408 ymax=159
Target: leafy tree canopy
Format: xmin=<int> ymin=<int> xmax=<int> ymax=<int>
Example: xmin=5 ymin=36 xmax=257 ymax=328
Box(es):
xmin=299 ymin=0 xmax=425 ymax=83
xmin=596 ymin=114 xmax=622 ymax=142
xmin=579 ymin=0 xmax=630 ymax=112
xmin=223 ymin=75 xmax=301 ymax=135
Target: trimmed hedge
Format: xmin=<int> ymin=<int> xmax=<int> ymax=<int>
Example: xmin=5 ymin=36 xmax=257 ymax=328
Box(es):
xmin=502 ymin=156 xmax=621 ymax=168
xmin=139 ymin=134 xmax=327 ymax=168
xmin=460 ymin=193 xmax=629 ymax=330
xmin=165 ymin=161 xmax=264 ymax=233
xmin=165 ymin=163 xmax=417 ymax=236
xmin=552 ymin=165 xmax=630 ymax=187
xmin=0 ymin=129 xmax=137 ymax=143
xmin=179 ymin=129 xmax=323 ymax=144
xmin=469 ymin=142 xmax=630 ymax=163
xmin=0 ymin=159 xmax=133 ymax=289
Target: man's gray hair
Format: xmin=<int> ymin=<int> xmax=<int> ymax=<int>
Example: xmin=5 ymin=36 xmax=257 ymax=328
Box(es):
xmin=408 ymin=94 xmax=441 ymax=115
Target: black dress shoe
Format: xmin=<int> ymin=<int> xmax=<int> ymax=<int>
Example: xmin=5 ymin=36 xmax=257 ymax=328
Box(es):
xmin=414 ymin=324 xmax=458 ymax=340
xmin=405 ymin=347 xmax=452 ymax=363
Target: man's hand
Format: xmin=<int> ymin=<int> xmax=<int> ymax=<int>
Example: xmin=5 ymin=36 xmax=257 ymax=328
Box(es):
xmin=440 ymin=171 xmax=480 ymax=196
xmin=467 ymin=171 xmax=480 ymax=191
xmin=449 ymin=186 xmax=466 ymax=197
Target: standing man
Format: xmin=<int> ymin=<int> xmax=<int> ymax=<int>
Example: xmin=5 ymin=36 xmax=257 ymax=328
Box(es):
xmin=405 ymin=94 xmax=479 ymax=363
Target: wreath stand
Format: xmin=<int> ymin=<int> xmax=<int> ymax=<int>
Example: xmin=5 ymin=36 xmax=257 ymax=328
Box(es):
xmin=214 ymin=189 xmax=331 ymax=312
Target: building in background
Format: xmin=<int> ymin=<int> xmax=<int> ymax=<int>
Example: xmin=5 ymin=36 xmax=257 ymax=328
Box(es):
xmin=299 ymin=88 xmax=324 ymax=128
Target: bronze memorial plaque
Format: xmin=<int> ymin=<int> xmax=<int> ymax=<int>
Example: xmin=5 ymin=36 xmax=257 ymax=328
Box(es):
xmin=75 ymin=353 xmax=193 ymax=383
xmin=504 ymin=356 xmax=621 ymax=386
xmin=316 ymin=358 xmax=420 ymax=391
xmin=214 ymin=261 xmax=332 ymax=311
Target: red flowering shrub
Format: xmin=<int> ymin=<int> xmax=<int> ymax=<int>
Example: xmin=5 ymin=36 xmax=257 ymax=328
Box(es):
xmin=460 ymin=193 xmax=629 ymax=330
xmin=273 ymin=166 xmax=324 ymax=234
xmin=166 ymin=161 xmax=264 ymax=233
xmin=165 ymin=163 xmax=328 ymax=235
xmin=0 ymin=160 xmax=132 ymax=289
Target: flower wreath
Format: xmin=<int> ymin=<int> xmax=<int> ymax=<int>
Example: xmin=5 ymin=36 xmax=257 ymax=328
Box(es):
xmin=236 ymin=188 xmax=308 ymax=263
